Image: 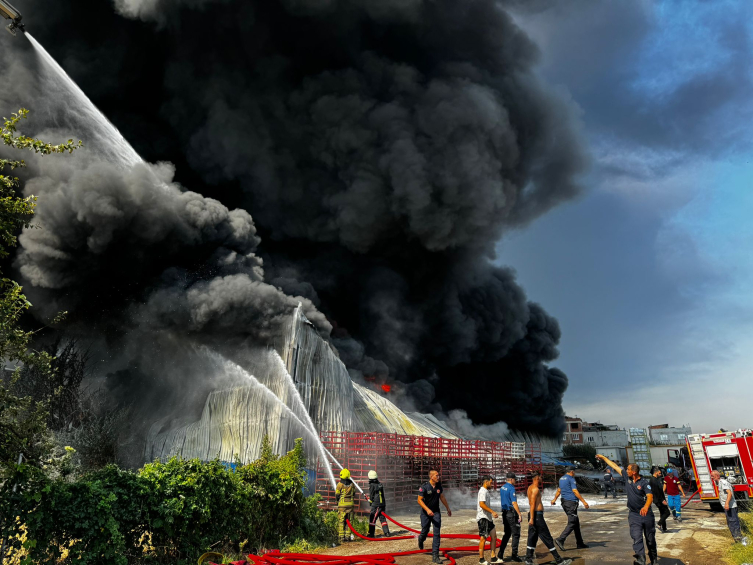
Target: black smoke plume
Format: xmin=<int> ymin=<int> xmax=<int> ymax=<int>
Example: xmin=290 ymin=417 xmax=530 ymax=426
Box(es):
xmin=0 ymin=0 xmax=587 ymax=437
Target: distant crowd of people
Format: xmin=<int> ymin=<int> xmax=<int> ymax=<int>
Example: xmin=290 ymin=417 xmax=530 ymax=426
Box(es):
xmin=332 ymin=454 xmax=744 ymax=565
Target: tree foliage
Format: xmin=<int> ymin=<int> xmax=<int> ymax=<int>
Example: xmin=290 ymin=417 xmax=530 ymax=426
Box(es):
xmin=0 ymin=109 xmax=81 ymax=473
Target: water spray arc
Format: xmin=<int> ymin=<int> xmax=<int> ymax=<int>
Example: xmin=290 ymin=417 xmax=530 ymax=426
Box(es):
xmin=272 ymin=350 xmax=364 ymax=495
xmin=24 ymin=33 xmax=144 ymax=168
xmin=203 ymin=348 xmax=339 ymax=490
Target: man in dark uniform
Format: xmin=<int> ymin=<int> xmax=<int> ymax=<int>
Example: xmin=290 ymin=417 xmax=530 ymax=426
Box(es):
xmin=367 ymin=470 xmax=391 ymax=538
xmin=603 ymin=468 xmax=617 ymax=498
xmin=499 ymin=471 xmax=523 ymax=562
xmin=650 ymin=467 xmax=670 ymax=533
xmin=417 ymin=469 xmax=452 ymax=564
xmin=597 ymin=454 xmax=657 ymax=565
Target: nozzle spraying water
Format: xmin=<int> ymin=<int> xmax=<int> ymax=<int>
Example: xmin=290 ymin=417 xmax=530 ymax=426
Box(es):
xmin=0 ymin=0 xmax=24 ymax=36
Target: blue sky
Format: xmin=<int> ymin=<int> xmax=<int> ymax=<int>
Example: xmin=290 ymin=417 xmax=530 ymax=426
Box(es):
xmin=497 ymin=0 xmax=753 ymax=432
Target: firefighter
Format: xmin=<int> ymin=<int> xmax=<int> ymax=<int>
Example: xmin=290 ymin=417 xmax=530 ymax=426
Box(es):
xmin=597 ymin=454 xmax=657 ymax=565
xmin=367 ymin=470 xmax=391 ymax=538
xmin=417 ymin=469 xmax=452 ymax=564
xmin=335 ymin=468 xmax=356 ymax=543
xmin=603 ymin=468 xmax=617 ymax=499
xmin=650 ymin=467 xmax=670 ymax=533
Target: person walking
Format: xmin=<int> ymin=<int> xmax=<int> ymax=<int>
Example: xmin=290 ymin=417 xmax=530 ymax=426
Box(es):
xmin=477 ymin=475 xmax=500 ymax=565
xmin=367 ymin=470 xmax=391 ymax=538
xmin=524 ymin=471 xmax=573 ymax=565
xmin=649 ymin=468 xmax=670 ymax=533
xmin=596 ymin=455 xmax=657 ymax=565
xmin=551 ymin=469 xmax=590 ymax=550
xmin=499 ymin=472 xmax=523 ymax=562
xmin=417 ymin=469 xmax=452 ymax=564
xmin=711 ymin=470 xmax=743 ymax=543
xmin=335 ymin=468 xmax=356 ymax=543
xmin=603 ymin=468 xmax=617 ymax=499
xmin=663 ymin=470 xmax=685 ymax=523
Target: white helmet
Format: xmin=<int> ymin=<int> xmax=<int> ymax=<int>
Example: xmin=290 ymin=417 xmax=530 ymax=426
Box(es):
xmin=368 ymin=470 xmax=378 ymax=480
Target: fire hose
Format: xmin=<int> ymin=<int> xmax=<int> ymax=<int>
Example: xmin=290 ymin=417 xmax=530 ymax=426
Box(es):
xmin=203 ymin=512 xmax=502 ymax=565
xmin=681 ymin=490 xmax=699 ymax=508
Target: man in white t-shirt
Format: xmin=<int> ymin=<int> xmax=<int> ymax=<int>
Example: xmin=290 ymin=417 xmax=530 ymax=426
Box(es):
xmin=477 ymin=475 xmax=500 ymax=565
xmin=711 ymin=470 xmax=742 ymax=542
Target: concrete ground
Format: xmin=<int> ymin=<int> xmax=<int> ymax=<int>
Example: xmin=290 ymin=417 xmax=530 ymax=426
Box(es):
xmin=323 ymin=494 xmax=734 ymax=565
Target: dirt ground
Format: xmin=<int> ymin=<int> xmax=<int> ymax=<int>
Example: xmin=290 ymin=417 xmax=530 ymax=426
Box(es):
xmin=321 ymin=494 xmax=734 ymax=565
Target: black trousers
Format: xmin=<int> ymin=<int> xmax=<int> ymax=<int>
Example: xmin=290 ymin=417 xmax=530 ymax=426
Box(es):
xmin=368 ymin=507 xmax=388 ymax=537
xmin=628 ymin=510 xmax=657 ymax=560
xmin=526 ymin=511 xmax=556 ymax=555
xmin=419 ymin=511 xmax=441 ymax=554
xmin=604 ymin=482 xmax=616 ymax=497
xmin=655 ymin=501 xmax=671 ymax=531
xmin=500 ymin=509 xmax=521 ymax=557
xmin=725 ymin=507 xmax=742 ymax=541
xmin=558 ymin=500 xmax=584 ymax=544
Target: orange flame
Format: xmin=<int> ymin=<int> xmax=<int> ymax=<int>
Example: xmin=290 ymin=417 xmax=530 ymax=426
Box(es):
xmin=381 ymin=384 xmax=392 ymax=393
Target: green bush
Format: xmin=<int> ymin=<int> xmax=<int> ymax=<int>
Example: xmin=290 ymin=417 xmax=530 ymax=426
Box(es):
xmin=0 ymin=438 xmax=336 ymax=564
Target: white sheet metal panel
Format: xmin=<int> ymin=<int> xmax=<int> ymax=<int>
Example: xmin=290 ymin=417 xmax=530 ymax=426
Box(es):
xmin=706 ymin=444 xmax=740 ymax=458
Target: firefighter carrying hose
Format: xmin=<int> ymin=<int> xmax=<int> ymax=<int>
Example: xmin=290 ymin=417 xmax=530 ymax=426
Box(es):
xmin=336 ymin=468 xmax=356 ymax=543
xmin=367 ymin=470 xmax=392 ymax=537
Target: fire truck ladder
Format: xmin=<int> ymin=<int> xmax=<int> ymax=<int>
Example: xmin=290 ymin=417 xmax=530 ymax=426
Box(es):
xmin=629 ymin=428 xmax=652 ymax=471
xmin=687 ymin=434 xmax=715 ymax=495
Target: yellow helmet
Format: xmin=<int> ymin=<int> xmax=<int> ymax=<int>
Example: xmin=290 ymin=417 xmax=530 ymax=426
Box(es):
xmin=340 ymin=468 xmax=351 ymax=480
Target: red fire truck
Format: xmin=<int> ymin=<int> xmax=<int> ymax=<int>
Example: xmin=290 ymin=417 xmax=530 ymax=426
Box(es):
xmin=685 ymin=431 xmax=753 ymax=506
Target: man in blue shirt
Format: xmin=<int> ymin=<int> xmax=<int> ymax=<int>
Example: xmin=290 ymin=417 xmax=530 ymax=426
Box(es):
xmin=550 ymin=469 xmax=589 ymax=550
xmin=499 ymin=472 xmax=523 ymax=562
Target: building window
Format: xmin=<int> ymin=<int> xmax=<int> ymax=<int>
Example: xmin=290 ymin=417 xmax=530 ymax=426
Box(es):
xmin=572 ymin=434 xmax=581 ymax=441
xmin=678 ymin=434 xmax=685 ymax=440
xmin=588 ymin=436 xmax=595 ymax=442
xmin=660 ymin=434 xmax=669 ymax=441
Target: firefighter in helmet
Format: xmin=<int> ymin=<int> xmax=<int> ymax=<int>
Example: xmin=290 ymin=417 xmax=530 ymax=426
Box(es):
xmin=336 ymin=468 xmax=356 ymax=543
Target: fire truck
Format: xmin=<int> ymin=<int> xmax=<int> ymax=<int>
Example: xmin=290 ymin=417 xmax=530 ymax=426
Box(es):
xmin=684 ymin=430 xmax=753 ymax=506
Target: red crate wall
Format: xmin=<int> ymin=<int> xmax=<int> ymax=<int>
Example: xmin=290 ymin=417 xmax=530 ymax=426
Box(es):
xmin=315 ymin=431 xmax=544 ymax=514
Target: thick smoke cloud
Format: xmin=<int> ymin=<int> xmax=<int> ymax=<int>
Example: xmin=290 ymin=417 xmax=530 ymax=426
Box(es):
xmin=2 ymin=0 xmax=588 ymax=437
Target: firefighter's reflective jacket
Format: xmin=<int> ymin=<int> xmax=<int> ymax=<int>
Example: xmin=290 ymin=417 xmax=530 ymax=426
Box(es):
xmin=336 ymin=480 xmax=356 ymax=508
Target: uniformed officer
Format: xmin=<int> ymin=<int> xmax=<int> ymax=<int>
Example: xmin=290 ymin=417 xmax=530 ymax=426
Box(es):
xmin=335 ymin=468 xmax=356 ymax=543
xmin=499 ymin=472 xmax=523 ymax=562
xmin=417 ymin=469 xmax=453 ymax=564
xmin=550 ymin=469 xmax=589 ymax=550
xmin=597 ymin=454 xmax=657 ymax=565
xmin=367 ymin=470 xmax=391 ymax=538
xmin=603 ymin=468 xmax=617 ymax=499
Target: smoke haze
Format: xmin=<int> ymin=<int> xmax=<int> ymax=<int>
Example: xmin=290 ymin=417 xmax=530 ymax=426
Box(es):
xmin=0 ymin=0 xmax=588 ymax=438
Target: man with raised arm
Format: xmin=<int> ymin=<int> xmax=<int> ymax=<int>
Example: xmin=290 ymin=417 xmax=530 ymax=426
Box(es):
xmin=596 ymin=454 xmax=657 ymax=565
xmin=551 ymin=468 xmax=590 ymax=550
xmin=524 ymin=471 xmax=573 ymax=565
xmin=417 ymin=469 xmax=452 ymax=564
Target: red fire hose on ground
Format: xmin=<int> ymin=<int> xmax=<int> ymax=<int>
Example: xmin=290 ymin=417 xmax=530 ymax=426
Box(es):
xmin=681 ymin=490 xmax=700 ymax=508
xmin=204 ymin=512 xmax=501 ymax=565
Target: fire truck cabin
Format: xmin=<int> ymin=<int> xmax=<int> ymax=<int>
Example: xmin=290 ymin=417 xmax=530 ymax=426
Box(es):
xmin=687 ymin=431 xmax=753 ymax=505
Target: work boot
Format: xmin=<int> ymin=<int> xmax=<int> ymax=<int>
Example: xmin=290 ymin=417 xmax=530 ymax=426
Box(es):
xmin=432 ymin=553 xmax=442 ymax=564
xmin=510 ymin=556 xmax=523 ymax=563
xmin=382 ymin=525 xmax=392 ymax=537
xmin=554 ymin=538 xmax=565 ymax=551
xmin=576 ymin=543 xmax=589 ymax=549
xmin=633 ymin=555 xmax=646 ymax=565
xmin=368 ymin=526 xmax=376 ymax=538
xmin=524 ymin=549 xmax=535 ymax=565
xmin=523 ymin=558 xmax=535 ymax=565
xmin=649 ymin=552 xmax=657 ymax=565
xmin=418 ymin=536 xmax=425 ymax=550
xmin=554 ymin=558 xmax=573 ymax=565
